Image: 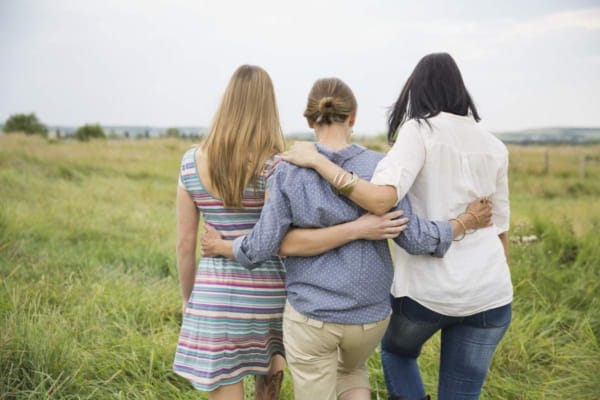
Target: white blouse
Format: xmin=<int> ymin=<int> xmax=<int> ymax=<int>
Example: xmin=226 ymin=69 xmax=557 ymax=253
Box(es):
xmin=371 ymin=112 xmax=513 ymax=316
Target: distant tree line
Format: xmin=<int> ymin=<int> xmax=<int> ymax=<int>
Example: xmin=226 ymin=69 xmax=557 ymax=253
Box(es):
xmin=2 ymin=113 xmax=206 ymax=142
xmin=3 ymin=113 xmax=47 ymax=136
xmin=3 ymin=113 xmax=107 ymax=141
xmin=74 ymin=124 xmax=105 ymax=141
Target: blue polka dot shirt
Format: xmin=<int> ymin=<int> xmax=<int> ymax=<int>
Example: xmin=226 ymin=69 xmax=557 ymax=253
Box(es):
xmin=233 ymin=144 xmax=452 ymax=324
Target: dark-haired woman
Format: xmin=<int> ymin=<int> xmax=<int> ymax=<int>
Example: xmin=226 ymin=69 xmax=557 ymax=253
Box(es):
xmin=281 ymin=53 xmax=512 ymax=400
xmin=202 ymin=76 xmax=493 ymax=400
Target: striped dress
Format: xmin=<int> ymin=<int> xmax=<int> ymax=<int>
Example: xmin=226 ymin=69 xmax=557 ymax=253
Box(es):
xmin=173 ymin=147 xmax=286 ymax=391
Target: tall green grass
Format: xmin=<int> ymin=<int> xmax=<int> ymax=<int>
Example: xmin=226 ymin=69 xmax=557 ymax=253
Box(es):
xmin=1 ymin=135 xmax=599 ymax=399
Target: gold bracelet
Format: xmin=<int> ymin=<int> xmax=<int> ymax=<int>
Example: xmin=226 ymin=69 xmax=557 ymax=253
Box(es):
xmin=332 ymin=171 xmax=347 ymax=194
xmin=332 ymin=170 xmax=347 ymax=189
xmin=449 ymin=218 xmax=466 ymax=241
xmin=460 ymin=212 xmax=478 ymax=234
xmin=338 ymin=172 xmax=359 ymax=196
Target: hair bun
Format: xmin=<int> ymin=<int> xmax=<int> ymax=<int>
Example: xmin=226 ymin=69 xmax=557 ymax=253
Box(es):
xmin=318 ymin=97 xmax=336 ymax=115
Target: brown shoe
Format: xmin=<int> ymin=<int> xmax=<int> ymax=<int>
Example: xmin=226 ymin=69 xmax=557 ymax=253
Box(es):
xmin=255 ymin=371 xmax=284 ymax=400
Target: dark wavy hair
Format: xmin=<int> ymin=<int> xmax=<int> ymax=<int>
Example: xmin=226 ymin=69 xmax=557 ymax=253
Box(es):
xmin=387 ymin=53 xmax=480 ymax=144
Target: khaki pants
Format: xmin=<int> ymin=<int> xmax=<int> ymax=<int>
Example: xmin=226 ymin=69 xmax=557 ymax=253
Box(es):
xmin=282 ymin=301 xmax=390 ymax=400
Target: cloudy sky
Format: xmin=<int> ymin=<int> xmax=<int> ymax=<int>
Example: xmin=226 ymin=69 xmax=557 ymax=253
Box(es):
xmin=1 ymin=0 xmax=599 ymax=135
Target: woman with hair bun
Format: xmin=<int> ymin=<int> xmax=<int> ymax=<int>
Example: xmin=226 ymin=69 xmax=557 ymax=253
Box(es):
xmin=281 ymin=53 xmax=512 ymax=400
xmin=202 ymin=76 xmax=492 ymax=400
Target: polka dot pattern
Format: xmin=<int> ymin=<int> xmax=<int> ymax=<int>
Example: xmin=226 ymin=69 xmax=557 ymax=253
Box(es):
xmin=233 ymin=144 xmax=452 ymax=324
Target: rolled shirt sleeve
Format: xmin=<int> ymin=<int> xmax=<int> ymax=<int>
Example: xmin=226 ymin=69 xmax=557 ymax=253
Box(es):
xmin=232 ymin=166 xmax=293 ymax=268
xmin=392 ymin=197 xmax=453 ymax=258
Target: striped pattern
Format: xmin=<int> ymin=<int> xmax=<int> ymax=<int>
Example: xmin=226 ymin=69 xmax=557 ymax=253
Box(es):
xmin=174 ymin=148 xmax=286 ymax=391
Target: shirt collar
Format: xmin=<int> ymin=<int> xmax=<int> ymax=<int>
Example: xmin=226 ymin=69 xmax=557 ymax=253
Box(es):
xmin=315 ymin=143 xmax=367 ymax=164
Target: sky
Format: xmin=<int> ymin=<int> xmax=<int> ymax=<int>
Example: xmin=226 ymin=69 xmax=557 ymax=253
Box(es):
xmin=1 ymin=0 xmax=599 ymax=135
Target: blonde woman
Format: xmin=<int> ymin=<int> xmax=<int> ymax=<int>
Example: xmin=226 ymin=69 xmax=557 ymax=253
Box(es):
xmin=173 ymin=65 xmax=287 ymax=400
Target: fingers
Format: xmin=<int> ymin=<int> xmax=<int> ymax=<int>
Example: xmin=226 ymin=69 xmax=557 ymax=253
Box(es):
xmin=201 ymin=231 xmax=217 ymax=255
xmin=472 ymin=197 xmax=492 ymax=208
xmin=478 ymin=196 xmax=491 ymax=204
xmin=382 ymin=217 xmax=408 ymax=238
xmin=466 ymin=197 xmax=494 ymax=229
xmin=388 ymin=217 xmax=408 ymax=227
xmin=383 ymin=210 xmax=404 ymax=220
xmin=358 ymin=213 xmax=409 ymax=240
xmin=205 ymin=223 xmax=217 ymax=232
xmin=386 ymin=224 xmax=407 ymax=234
xmin=279 ymin=141 xmax=318 ymax=167
xmin=203 ymin=224 xmax=222 ymax=241
xmin=386 ymin=225 xmax=406 ymax=235
xmin=201 ymin=244 xmax=215 ymax=256
xmin=479 ymin=206 xmax=492 ymax=218
xmin=383 ymin=223 xmax=408 ymax=239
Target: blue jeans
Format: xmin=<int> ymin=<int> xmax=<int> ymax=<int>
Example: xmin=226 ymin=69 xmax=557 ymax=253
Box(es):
xmin=381 ymin=296 xmax=511 ymax=400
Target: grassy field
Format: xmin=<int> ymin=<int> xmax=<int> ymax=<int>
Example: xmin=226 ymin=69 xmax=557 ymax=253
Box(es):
xmin=1 ymin=134 xmax=599 ymax=399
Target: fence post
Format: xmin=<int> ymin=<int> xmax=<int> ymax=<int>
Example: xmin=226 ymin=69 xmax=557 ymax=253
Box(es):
xmin=580 ymin=155 xmax=586 ymax=179
xmin=543 ymin=149 xmax=549 ymax=174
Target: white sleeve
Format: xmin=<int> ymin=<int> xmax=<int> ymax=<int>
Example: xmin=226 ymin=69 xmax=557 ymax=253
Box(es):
xmin=370 ymin=121 xmax=426 ymax=204
xmin=492 ymin=149 xmax=510 ymax=233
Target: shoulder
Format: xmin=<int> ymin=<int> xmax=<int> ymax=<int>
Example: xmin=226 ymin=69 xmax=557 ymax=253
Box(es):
xmin=179 ymin=146 xmax=198 ymax=170
xmin=489 ymin=135 xmax=509 ymax=157
xmin=261 ymin=154 xmax=283 ymax=179
xmin=359 ymin=147 xmax=385 ymax=163
xmin=399 ymin=118 xmax=423 ymax=134
xmin=273 ymin=159 xmax=304 ymax=176
xmin=270 ymin=159 xmax=325 ymax=187
xmin=181 ymin=146 xmax=198 ymax=164
xmin=178 ymin=146 xmax=199 ymax=189
xmin=473 ymin=122 xmax=509 ymax=157
xmin=394 ymin=118 xmax=430 ymax=143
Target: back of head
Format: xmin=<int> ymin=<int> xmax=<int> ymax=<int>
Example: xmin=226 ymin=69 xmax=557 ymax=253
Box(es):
xmin=387 ymin=52 xmax=480 ymax=143
xmin=203 ymin=64 xmax=284 ymax=208
xmin=304 ymin=78 xmax=357 ymax=126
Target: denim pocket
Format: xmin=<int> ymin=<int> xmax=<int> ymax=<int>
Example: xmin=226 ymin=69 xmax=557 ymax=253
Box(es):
xmin=399 ymin=297 xmax=443 ymax=325
xmin=483 ymin=303 xmax=512 ymax=328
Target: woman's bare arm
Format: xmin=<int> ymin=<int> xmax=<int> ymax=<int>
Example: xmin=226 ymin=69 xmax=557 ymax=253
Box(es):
xmin=279 ymin=211 xmax=407 ymax=256
xmin=282 ymin=197 xmax=493 ymax=256
xmin=499 ymin=231 xmax=509 ymax=261
xmin=202 ymin=211 xmax=408 ymax=258
xmin=176 ymin=186 xmax=200 ymax=311
xmin=280 ymin=142 xmax=398 ymax=215
xmin=203 ymin=200 xmax=493 ymax=261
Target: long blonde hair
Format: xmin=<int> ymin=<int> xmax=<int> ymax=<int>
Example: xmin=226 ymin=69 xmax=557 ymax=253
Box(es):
xmin=202 ymin=65 xmax=284 ymax=208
